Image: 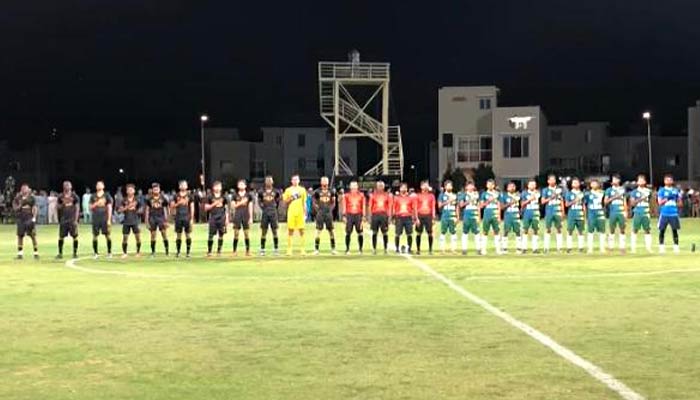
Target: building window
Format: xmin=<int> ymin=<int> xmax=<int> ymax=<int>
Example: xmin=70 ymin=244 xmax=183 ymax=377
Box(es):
xmin=457 ymin=136 xmax=492 ymax=163
xmin=480 ymin=137 xmax=492 ymax=161
xmin=550 ymin=130 xmax=562 ymax=142
xmin=666 ymin=155 xmax=680 ymax=167
xmin=276 ymin=135 xmax=282 ymax=147
xmin=297 ymin=158 xmax=306 ymax=172
xmin=452 ymin=96 xmax=466 ymax=102
xmin=502 ymin=135 xmax=529 ymax=158
xmin=585 ymin=129 xmax=593 ymax=143
xmin=479 ymin=98 xmax=491 ymax=110
xmin=442 ymin=133 xmax=453 ymax=148
xmin=298 ymin=134 xmax=306 ymax=148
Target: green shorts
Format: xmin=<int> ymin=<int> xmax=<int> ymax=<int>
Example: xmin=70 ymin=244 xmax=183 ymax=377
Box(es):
xmin=440 ymin=218 xmax=456 ymax=235
xmin=522 ymin=215 xmax=540 ymax=232
xmin=482 ymin=216 xmax=500 ymax=234
xmin=567 ymin=218 xmax=585 ymax=234
xmin=462 ymin=218 xmax=480 ymax=235
xmin=608 ymin=213 xmax=626 ymax=231
xmin=503 ymin=216 xmax=521 ymax=235
xmin=632 ymin=215 xmax=651 ymax=233
xmin=545 ymin=214 xmax=563 ymax=230
xmin=587 ymin=218 xmax=606 ymax=234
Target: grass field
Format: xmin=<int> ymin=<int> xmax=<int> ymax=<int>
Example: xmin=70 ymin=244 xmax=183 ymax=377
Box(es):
xmin=1 ymin=221 xmax=700 ymax=399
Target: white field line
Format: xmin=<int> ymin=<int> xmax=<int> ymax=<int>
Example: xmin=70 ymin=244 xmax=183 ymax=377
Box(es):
xmin=458 ymin=267 xmax=700 ymax=282
xmin=402 ymin=254 xmax=646 ymax=400
xmin=64 ymin=258 xmax=177 ymax=279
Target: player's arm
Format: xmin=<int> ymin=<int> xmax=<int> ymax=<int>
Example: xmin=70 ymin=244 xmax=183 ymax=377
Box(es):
xmin=144 ymin=200 xmax=150 ymax=222
xmin=31 ymin=198 xmax=38 ymax=222
xmin=247 ymin=195 xmax=254 ymax=224
xmin=540 ymin=191 xmax=550 ymax=205
xmin=189 ymin=199 xmax=195 ymax=224
xmin=367 ymin=195 xmax=374 ymax=219
xmin=89 ymin=196 xmax=97 ymax=211
xmin=361 ymin=193 xmax=367 ymax=221
xmin=163 ymin=197 xmax=170 ymax=220
xmin=106 ymin=200 xmax=113 ymax=225
xmin=204 ymin=197 xmax=215 ymax=211
xmin=657 ymin=191 xmax=668 ymax=206
xmin=74 ymin=195 xmax=81 ymax=223
xmin=388 ymin=194 xmax=394 ymax=219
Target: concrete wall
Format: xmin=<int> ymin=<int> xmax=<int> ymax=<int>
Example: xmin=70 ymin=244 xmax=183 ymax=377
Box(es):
xmin=491 ymin=106 xmax=545 ymax=184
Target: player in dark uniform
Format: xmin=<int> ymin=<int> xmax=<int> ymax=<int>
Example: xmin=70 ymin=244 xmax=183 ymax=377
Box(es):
xmin=258 ymin=176 xmax=281 ymax=256
xmin=89 ymin=181 xmax=113 ymax=258
xmin=119 ymin=184 xmax=142 ymax=257
xmin=205 ymin=181 xmax=228 ymax=257
xmin=13 ymin=183 xmax=38 ymax=259
xmin=312 ymin=176 xmax=337 ymax=255
xmin=145 ymin=182 xmax=170 ymax=256
xmin=231 ymin=179 xmax=254 ymax=256
xmin=56 ymin=180 xmax=80 ymax=259
xmin=170 ymin=180 xmax=195 ymax=258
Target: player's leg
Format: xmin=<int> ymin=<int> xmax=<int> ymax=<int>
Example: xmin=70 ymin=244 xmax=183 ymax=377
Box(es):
xmin=104 ymin=224 xmax=113 ymax=257
xmin=271 ymin=218 xmax=280 ymax=254
xmin=232 ymin=218 xmax=241 ymax=255
xmin=543 ymin=215 xmax=553 ymax=252
xmin=555 ymin=217 xmax=563 ymax=252
xmin=260 ymin=216 xmax=269 ymax=255
xmin=92 ymin=222 xmax=100 ymax=256
xmin=57 ymin=224 xmax=67 ymax=259
xmin=658 ymin=216 xmax=668 ymax=253
xmin=344 ymin=218 xmax=352 ymax=254
xmin=607 ymin=218 xmax=617 ymax=250
xmin=149 ymin=222 xmax=158 ymax=256
xmin=175 ymin=222 xmax=183 ymax=256
xmin=671 ymin=217 xmax=681 ymax=253
xmin=313 ymin=215 xmax=322 ymax=254
xmin=394 ymin=218 xmax=404 ymax=254
xmin=566 ymin=218 xmax=575 ymax=252
xmin=70 ymin=225 xmax=79 ymax=258
xmin=406 ymin=219 xmax=414 ymax=253
xmin=618 ymin=216 xmax=626 ymax=253
xmin=121 ymin=225 xmax=130 ymax=257
xmin=381 ymin=220 xmax=389 ymax=254
xmin=439 ymin=220 xmax=447 ymax=253
xmin=597 ymin=221 xmax=606 ymax=253
xmin=576 ymin=222 xmax=585 ymax=252
xmin=356 ymin=217 xmax=364 ymax=254
xmin=642 ymin=217 xmax=652 ymax=252
xmin=216 ymin=225 xmax=225 ymax=255
xmin=16 ymin=222 xmax=25 ymax=259
xmin=160 ymin=223 xmax=169 ymax=256
xmin=415 ymin=223 xmax=424 ymax=254
xmin=28 ymin=223 xmax=39 ymax=259
xmin=449 ymin=222 xmax=457 ymax=253
xmin=371 ymin=217 xmax=379 ymax=254
xmin=493 ymin=220 xmax=502 ymax=255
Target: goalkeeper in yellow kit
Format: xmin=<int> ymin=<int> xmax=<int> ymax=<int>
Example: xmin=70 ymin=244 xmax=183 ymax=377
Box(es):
xmin=282 ymin=174 xmax=307 ymax=256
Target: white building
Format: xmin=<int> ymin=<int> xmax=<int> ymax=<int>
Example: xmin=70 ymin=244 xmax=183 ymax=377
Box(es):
xmin=491 ymin=106 xmax=547 ymax=186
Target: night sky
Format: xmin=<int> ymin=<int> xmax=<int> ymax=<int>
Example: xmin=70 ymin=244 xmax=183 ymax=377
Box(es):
xmin=3 ymin=1 xmax=700 ymax=170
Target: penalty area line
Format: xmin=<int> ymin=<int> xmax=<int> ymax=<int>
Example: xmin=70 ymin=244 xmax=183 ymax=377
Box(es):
xmin=402 ymin=254 xmax=646 ymax=400
xmin=64 ymin=258 xmax=177 ymax=279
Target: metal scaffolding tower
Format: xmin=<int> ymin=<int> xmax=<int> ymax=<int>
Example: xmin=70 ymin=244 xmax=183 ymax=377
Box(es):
xmin=318 ymin=51 xmax=404 ymax=178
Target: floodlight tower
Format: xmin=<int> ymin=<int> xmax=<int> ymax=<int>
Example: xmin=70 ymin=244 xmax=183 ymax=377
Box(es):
xmin=318 ymin=50 xmax=404 ymax=178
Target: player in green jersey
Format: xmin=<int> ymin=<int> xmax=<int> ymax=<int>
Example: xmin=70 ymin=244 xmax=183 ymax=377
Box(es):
xmin=479 ymin=179 xmax=502 ymax=255
xmin=541 ymin=174 xmax=564 ymax=253
xmin=500 ymin=181 xmax=522 ymax=254
xmin=564 ymin=177 xmax=586 ymax=253
xmin=629 ymin=174 xmax=653 ymax=253
xmin=604 ymin=174 xmax=628 ymax=253
xmin=437 ymin=180 xmax=458 ymax=253
xmin=585 ymin=179 xmax=607 ymax=253
xmin=458 ymin=181 xmax=481 ymax=255
xmin=520 ymin=179 xmax=541 ymax=253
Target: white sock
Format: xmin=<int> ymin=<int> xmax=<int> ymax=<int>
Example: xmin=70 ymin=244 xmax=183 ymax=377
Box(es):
xmin=659 ymin=244 xmax=666 ymax=253
xmin=587 ymin=233 xmax=594 ymax=252
xmin=577 ymin=235 xmax=584 ymax=250
xmin=566 ymin=235 xmax=573 ymax=250
xmin=630 ymin=234 xmax=637 ymax=252
xmin=502 ymin=236 xmax=509 ymax=252
xmin=556 ymin=233 xmax=563 ymax=251
xmin=494 ymin=236 xmax=501 ymax=253
xmin=480 ymin=234 xmax=488 ymax=254
xmin=515 ymin=236 xmax=521 ymax=251
xmin=599 ymin=234 xmax=606 ymax=252
xmin=439 ymin=235 xmax=446 ymax=251
xmin=673 ymin=244 xmax=680 ymax=253
xmin=450 ymin=235 xmax=457 ymax=251
xmin=532 ymin=236 xmax=539 ymax=252
xmin=608 ymin=234 xmax=614 ymax=250
xmin=17 ymin=249 xmax=24 ymax=256
xmin=544 ymin=233 xmax=551 ymax=251
xmin=461 ymin=233 xmax=468 ymax=252
xmin=619 ymin=235 xmax=626 ymax=251
xmin=644 ymin=234 xmax=652 ymax=250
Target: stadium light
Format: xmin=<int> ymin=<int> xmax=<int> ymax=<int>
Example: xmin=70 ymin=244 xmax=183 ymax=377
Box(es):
xmin=643 ymin=111 xmax=653 ymax=186
xmin=200 ymin=114 xmax=209 ymax=189
xmin=118 ymin=168 xmax=124 ymax=174
xmin=200 ymin=114 xmax=209 ymax=122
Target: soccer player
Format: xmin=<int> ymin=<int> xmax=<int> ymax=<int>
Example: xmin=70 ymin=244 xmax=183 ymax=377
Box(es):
xmin=282 ymin=174 xmax=307 ymax=256
xmin=541 ymin=174 xmax=564 ymax=253
xmin=205 ymin=181 xmax=228 ymax=257
xmin=584 ymin=179 xmax=607 ymax=253
xmin=13 ymin=183 xmax=38 ymax=259
xmin=119 ymin=184 xmax=142 ymax=257
xmin=629 ymin=174 xmax=653 ymax=253
xmin=312 ymin=176 xmax=336 ymax=255
xmin=145 ymin=182 xmax=170 ymax=257
xmin=368 ymin=181 xmax=392 ymax=255
xmin=231 ymin=179 xmax=254 ymax=256
xmin=56 ymin=180 xmax=80 ymax=259
xmin=458 ymin=181 xmax=481 ymax=255
xmin=657 ymin=173 xmax=682 ymax=253
xmin=500 ymin=181 xmax=522 ymax=254
xmin=521 ymin=179 xmax=541 ymax=253
xmin=89 ymin=181 xmax=113 ymax=258
xmin=564 ymin=177 xmax=586 ymax=253
xmin=170 ymin=180 xmax=195 ymax=258
xmin=415 ymin=180 xmax=436 ymax=255
xmin=258 ymin=176 xmax=281 ymax=256
xmin=393 ymin=183 xmax=415 ymax=254
xmin=437 ymin=180 xmax=458 ymax=253
xmin=342 ymin=181 xmax=365 ymax=255
xmin=604 ymin=174 xmax=628 ymax=253
xmin=479 ymin=179 xmax=501 ymax=255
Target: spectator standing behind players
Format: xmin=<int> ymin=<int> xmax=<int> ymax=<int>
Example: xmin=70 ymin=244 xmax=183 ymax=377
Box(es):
xmin=258 ymin=176 xmax=281 ymax=256
xmin=437 ymin=180 xmax=458 ymax=254
xmin=564 ymin=177 xmax=586 ymax=253
xmin=393 ymin=183 xmax=415 ymax=254
xmin=500 ymin=181 xmax=523 ymax=254
xmin=36 ymin=191 xmax=48 ymax=225
xmin=584 ymin=179 xmax=607 ymax=254
xmin=145 ymin=183 xmax=170 ymax=257
xmin=13 ymin=183 xmax=38 ymax=259
xmin=205 ymin=181 xmax=228 ymax=257
xmin=657 ymin=173 xmax=682 ymax=254
xmin=170 ymin=180 xmax=195 ymax=258
xmin=342 ymin=181 xmax=365 ymax=255
xmin=368 ymin=181 xmax=392 ymax=255
xmin=604 ymin=174 xmax=628 ymax=253
xmin=230 ymin=179 xmax=254 ymax=257
xmin=282 ymin=174 xmax=307 ymax=256
xmin=459 ymin=181 xmax=481 ymax=255
xmin=56 ymin=181 xmax=80 ymax=259
xmin=312 ymin=176 xmax=336 ymax=255
xmin=82 ymin=188 xmax=92 ymax=223
xmin=89 ymin=181 xmax=113 ymax=258
xmin=541 ymin=174 xmax=564 ymax=253
xmin=414 ymin=181 xmax=435 ymax=255
xmin=48 ymin=191 xmax=58 ymax=224
xmin=119 ymin=184 xmax=142 ymax=257
xmin=629 ymin=174 xmax=653 ymax=253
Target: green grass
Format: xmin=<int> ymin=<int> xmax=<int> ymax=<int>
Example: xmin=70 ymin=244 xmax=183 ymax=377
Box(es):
xmin=1 ymin=221 xmax=700 ymax=399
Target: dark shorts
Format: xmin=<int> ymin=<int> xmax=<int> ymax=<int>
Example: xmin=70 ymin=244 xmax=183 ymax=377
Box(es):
xmin=415 ymin=215 xmax=433 ymax=235
xmin=345 ymin=214 xmax=363 ymax=234
xmin=316 ymin=212 xmax=333 ymax=230
xmin=233 ymin=213 xmax=250 ymax=230
xmin=59 ymin=221 xmax=78 ymax=238
xmin=92 ymin=220 xmax=110 ymax=236
xmin=658 ymin=215 xmax=681 ymax=231
xmin=396 ymin=216 xmax=414 ymax=235
xmin=175 ymin=219 xmax=192 ymax=234
xmin=17 ymin=220 xmax=36 ymax=237
xmin=149 ymin=217 xmax=167 ymax=232
xmin=370 ymin=214 xmax=389 ymax=233
xmin=261 ymin=212 xmax=278 ymax=230
xmin=122 ymin=224 xmax=140 ymax=235
xmin=209 ymin=219 xmax=226 ymax=237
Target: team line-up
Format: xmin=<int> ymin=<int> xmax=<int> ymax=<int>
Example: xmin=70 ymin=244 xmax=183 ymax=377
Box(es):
xmin=11 ymin=172 xmax=684 ymax=260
